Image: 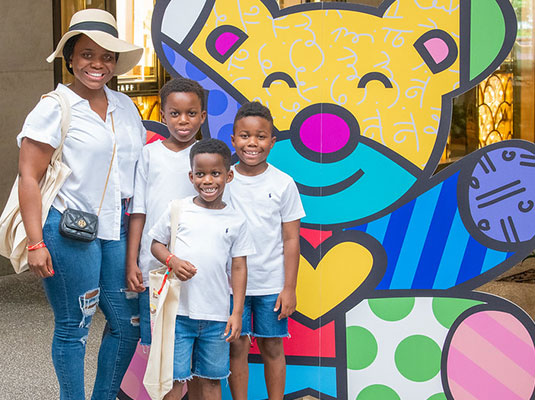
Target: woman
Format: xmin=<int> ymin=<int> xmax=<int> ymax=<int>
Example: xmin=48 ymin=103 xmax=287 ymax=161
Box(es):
xmin=17 ymin=9 xmax=145 ymax=400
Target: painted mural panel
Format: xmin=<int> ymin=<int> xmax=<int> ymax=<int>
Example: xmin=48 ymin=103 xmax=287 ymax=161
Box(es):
xmin=120 ymin=1 xmax=535 ymax=399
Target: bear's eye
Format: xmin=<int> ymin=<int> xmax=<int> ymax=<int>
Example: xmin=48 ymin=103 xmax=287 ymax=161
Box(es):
xmin=357 ymin=72 xmax=393 ymax=89
xmin=262 ymin=72 xmax=297 ymax=88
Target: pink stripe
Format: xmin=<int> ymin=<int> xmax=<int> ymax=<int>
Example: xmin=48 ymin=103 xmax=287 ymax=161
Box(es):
xmin=488 ymin=311 xmax=533 ymax=346
xmin=452 ymin=326 xmax=534 ymax=398
xmin=448 ymin=380 xmax=479 ymax=400
xmin=465 ymin=312 xmax=535 ymax=375
xmin=448 ymin=347 xmax=524 ymax=400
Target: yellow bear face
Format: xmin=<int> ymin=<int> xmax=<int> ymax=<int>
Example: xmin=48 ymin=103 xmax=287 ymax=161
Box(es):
xmin=154 ymin=0 xmax=514 ymax=228
xmin=189 ymin=0 xmax=459 ymax=169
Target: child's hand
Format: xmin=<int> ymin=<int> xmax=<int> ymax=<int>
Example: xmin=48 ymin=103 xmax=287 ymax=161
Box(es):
xmin=125 ymin=263 xmax=145 ymax=292
xmin=169 ymin=257 xmax=197 ymax=281
xmin=224 ymin=314 xmax=242 ymax=342
xmin=274 ymin=287 xmax=297 ymax=320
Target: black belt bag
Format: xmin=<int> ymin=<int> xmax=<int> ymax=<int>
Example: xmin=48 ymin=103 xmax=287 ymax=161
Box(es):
xmin=59 ymin=113 xmax=116 ymax=242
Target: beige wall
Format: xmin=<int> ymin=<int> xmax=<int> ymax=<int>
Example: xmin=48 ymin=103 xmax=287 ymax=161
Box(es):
xmin=0 ymin=2 xmax=54 ymax=275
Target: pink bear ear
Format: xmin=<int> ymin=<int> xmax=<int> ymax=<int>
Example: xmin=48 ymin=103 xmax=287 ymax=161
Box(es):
xmin=414 ymin=29 xmax=458 ymax=74
xmin=206 ymin=25 xmax=248 ymax=63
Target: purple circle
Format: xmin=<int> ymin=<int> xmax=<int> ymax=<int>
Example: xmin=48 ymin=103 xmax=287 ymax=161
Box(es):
xmin=299 ymin=113 xmax=350 ymax=154
xmin=468 ymin=147 xmax=535 ymax=243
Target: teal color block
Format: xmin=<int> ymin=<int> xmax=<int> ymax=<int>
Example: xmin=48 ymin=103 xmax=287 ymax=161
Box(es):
xmin=222 ymin=363 xmax=337 ymax=399
xmin=269 ymin=141 xmax=417 ymax=225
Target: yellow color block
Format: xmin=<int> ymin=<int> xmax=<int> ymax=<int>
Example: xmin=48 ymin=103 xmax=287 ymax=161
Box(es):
xmin=296 ymin=241 xmax=373 ymax=320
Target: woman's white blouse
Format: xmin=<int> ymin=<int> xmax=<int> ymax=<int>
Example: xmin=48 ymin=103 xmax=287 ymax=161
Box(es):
xmin=17 ymin=84 xmax=146 ymax=240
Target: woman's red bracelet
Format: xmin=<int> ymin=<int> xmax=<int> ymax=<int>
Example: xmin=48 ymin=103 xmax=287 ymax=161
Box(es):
xmin=165 ymin=254 xmax=175 ymax=267
xmin=28 ymin=240 xmax=46 ymax=251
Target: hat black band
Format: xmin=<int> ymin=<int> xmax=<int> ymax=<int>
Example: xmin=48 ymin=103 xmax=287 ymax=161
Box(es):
xmin=69 ymin=21 xmax=118 ymax=38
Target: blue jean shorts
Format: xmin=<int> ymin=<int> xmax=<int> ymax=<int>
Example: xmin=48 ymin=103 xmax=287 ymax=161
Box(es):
xmin=173 ymin=316 xmax=230 ymax=381
xmin=231 ymin=294 xmax=289 ymax=338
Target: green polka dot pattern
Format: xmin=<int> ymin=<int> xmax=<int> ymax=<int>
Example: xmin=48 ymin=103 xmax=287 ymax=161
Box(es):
xmin=395 ymin=335 xmax=441 ymax=381
xmin=432 ymin=297 xmax=482 ymax=329
xmin=369 ymin=297 xmax=415 ymax=321
xmin=356 ymin=384 xmax=401 ymax=400
xmin=427 ymin=393 xmax=447 ymax=400
xmin=346 ymin=297 xmax=483 ymax=399
xmin=346 ymin=326 xmax=378 ymax=370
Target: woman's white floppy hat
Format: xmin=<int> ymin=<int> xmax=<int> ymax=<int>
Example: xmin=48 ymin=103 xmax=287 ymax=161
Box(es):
xmin=46 ymin=9 xmax=143 ymax=76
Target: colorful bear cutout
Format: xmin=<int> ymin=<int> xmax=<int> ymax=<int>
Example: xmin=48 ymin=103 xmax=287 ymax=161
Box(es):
xmin=119 ymin=1 xmax=535 ymax=399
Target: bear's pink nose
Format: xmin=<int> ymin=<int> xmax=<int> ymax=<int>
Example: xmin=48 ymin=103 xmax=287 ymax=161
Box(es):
xmin=299 ymin=113 xmax=351 ymax=154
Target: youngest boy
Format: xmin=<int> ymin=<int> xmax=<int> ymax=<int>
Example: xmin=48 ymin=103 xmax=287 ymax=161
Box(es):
xmin=150 ymin=139 xmax=254 ymax=400
xmin=227 ymin=102 xmax=305 ymax=400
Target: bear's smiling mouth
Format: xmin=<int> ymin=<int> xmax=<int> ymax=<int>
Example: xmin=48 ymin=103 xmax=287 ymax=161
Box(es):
xmin=295 ymin=168 xmax=365 ymax=196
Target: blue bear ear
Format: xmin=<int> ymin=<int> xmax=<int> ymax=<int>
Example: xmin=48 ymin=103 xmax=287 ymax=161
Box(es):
xmin=414 ymin=29 xmax=458 ymax=74
xmin=205 ymin=25 xmax=248 ymax=63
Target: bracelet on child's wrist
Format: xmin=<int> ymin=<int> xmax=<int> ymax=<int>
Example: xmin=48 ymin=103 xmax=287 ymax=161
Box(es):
xmin=165 ymin=254 xmax=175 ymax=267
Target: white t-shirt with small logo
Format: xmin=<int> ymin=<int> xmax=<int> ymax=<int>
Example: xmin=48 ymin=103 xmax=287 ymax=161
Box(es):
xmin=149 ymin=196 xmax=255 ymax=322
xmin=226 ymin=164 xmax=305 ymax=296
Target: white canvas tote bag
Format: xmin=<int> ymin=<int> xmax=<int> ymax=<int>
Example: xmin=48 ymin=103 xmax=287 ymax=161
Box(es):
xmin=0 ymin=91 xmax=72 ymax=273
xmin=144 ymin=198 xmax=182 ymax=400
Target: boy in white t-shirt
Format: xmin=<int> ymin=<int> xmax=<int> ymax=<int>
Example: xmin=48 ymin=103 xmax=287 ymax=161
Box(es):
xmin=150 ymin=139 xmax=255 ymax=400
xmin=126 ymin=78 xmax=206 ymax=346
xmin=226 ymin=102 xmax=305 ymax=400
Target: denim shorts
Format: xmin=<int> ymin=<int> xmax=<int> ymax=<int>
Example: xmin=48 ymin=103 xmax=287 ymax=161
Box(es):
xmin=231 ymin=294 xmax=289 ymax=338
xmin=173 ymin=316 xmax=230 ymax=381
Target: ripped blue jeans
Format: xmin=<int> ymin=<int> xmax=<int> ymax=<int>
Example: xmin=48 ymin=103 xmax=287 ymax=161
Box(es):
xmin=42 ymin=206 xmax=140 ymax=400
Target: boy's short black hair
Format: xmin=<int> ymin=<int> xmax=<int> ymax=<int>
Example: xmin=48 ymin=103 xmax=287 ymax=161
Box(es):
xmin=160 ymin=78 xmax=206 ymax=110
xmin=233 ymin=101 xmax=274 ymax=132
xmin=189 ymin=139 xmax=231 ymax=171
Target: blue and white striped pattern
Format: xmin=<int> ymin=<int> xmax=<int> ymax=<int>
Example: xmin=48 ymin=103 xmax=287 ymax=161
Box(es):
xmin=346 ymin=172 xmax=511 ymax=290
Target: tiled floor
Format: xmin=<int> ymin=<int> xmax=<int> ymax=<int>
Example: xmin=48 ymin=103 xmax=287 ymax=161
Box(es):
xmin=0 ymin=271 xmax=105 ymax=399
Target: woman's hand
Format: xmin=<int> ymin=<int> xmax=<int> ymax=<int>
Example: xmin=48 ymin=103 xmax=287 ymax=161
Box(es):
xmin=27 ymin=247 xmax=54 ymax=278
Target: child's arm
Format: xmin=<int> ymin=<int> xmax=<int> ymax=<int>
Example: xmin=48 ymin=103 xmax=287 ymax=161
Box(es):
xmin=225 ymin=255 xmax=247 ymax=342
xmin=126 ymin=213 xmax=146 ymax=292
xmin=126 ymin=147 xmax=149 ymax=292
xmin=275 ymin=219 xmax=301 ymax=320
xmin=150 ymin=239 xmax=197 ymax=281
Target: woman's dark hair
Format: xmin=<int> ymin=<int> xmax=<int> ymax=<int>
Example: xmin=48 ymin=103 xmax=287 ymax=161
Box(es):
xmin=62 ymin=34 xmax=119 ymax=75
xmin=189 ymin=139 xmax=231 ymax=171
xmin=62 ymin=35 xmax=82 ymax=75
xmin=160 ymin=78 xmax=206 ymax=110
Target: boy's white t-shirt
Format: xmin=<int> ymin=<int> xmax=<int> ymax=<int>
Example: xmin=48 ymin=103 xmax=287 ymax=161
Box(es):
xmin=149 ymin=196 xmax=255 ymax=322
xmin=226 ymin=164 xmax=305 ymax=296
xmin=130 ymin=141 xmax=197 ymax=285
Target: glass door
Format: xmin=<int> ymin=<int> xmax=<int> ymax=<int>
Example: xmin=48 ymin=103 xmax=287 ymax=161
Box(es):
xmin=56 ymin=0 xmax=167 ymax=120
